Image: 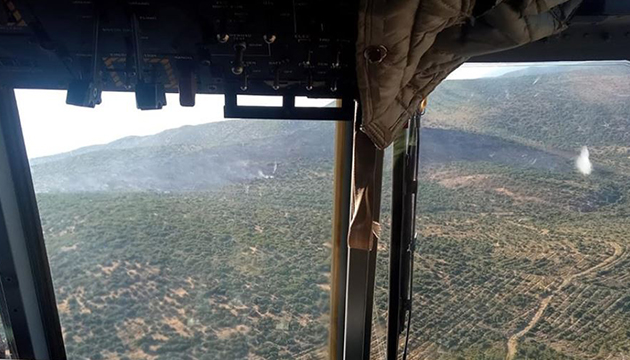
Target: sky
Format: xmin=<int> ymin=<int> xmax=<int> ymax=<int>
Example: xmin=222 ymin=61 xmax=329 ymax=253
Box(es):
xmin=16 ymin=64 xmax=525 ymax=159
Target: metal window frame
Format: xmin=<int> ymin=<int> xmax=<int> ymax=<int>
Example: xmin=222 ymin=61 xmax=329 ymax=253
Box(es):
xmin=0 ymin=87 xmax=378 ymax=360
xmin=341 ymin=110 xmax=384 ymax=360
xmin=224 ymin=93 xmax=356 ymax=121
xmin=329 ymin=104 xmax=386 ymax=360
xmin=386 ymin=129 xmax=406 ymax=359
xmin=0 ymin=85 xmax=359 ymax=360
xmin=0 ymin=87 xmax=67 ymax=360
xmin=329 ymin=117 xmax=353 ymax=360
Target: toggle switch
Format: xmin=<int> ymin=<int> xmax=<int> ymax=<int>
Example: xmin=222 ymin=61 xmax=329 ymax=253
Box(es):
xmin=232 ymin=42 xmax=247 ymax=75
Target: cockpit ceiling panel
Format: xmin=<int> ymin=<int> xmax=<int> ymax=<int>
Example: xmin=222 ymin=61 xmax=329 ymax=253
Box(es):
xmin=472 ymin=14 xmax=630 ymax=62
xmin=0 ymin=0 xmax=629 ymax=95
xmin=0 ymin=0 xmax=358 ymax=97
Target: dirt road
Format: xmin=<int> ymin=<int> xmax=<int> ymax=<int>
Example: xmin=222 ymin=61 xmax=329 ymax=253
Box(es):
xmin=505 ymin=242 xmax=623 ymax=360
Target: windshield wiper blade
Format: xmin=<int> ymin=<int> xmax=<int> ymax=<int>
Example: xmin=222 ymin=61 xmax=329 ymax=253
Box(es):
xmin=387 ymin=110 xmax=421 ymax=360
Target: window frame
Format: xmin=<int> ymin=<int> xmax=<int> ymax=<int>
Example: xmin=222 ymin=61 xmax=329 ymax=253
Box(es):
xmin=0 ymin=88 xmax=67 ymax=360
xmin=1 ymin=87 xmax=364 ymax=360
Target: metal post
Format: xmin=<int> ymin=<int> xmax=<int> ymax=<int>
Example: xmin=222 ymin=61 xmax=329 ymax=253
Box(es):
xmin=0 ymin=87 xmax=67 ymax=360
xmin=344 ymin=247 xmax=373 ymax=360
xmin=362 ymin=155 xmax=383 ymax=358
xmin=387 ymin=132 xmax=406 ymax=359
xmin=329 ymin=107 xmax=353 ymax=360
xmin=343 ymin=162 xmax=383 ymax=360
xmin=343 ymin=109 xmax=384 ymax=360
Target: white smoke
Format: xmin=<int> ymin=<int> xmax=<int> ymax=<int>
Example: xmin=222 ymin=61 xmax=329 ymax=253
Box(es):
xmin=257 ymin=170 xmax=273 ymax=179
xmin=576 ymin=146 xmax=592 ymax=175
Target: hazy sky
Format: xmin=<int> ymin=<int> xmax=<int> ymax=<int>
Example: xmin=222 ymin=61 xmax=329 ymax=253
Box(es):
xmin=16 ymin=64 xmax=523 ymax=158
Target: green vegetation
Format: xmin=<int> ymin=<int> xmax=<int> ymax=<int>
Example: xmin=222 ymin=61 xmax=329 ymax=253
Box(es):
xmin=24 ymin=63 xmax=630 ymax=359
xmin=427 ymin=64 xmax=630 ymax=149
xmin=38 ymin=158 xmax=335 ymax=360
xmin=369 ymin=63 xmax=630 ymax=360
xmin=371 ymin=160 xmax=630 ymax=360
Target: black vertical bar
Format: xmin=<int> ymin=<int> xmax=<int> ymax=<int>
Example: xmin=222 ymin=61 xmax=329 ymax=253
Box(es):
xmin=344 ymin=189 xmax=382 ymax=360
xmin=0 ymin=87 xmax=67 ymax=360
xmin=224 ymin=91 xmax=238 ymax=111
xmin=387 ymin=131 xmax=406 ymax=359
xmin=343 ymin=109 xmax=384 ymax=360
xmin=362 ymin=152 xmax=383 ymax=358
xmin=283 ymin=94 xmax=295 ymax=109
xmin=344 ymin=248 xmax=371 ymax=360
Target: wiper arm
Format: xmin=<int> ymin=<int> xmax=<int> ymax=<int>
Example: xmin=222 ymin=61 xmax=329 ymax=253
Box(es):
xmin=387 ymin=109 xmax=422 ymax=360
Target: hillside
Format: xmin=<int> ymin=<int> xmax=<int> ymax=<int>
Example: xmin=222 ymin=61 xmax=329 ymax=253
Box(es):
xmin=25 ymin=62 xmax=630 ymax=360
xmin=30 ymin=121 xmax=574 ymax=193
xmin=30 ymin=121 xmax=336 ymax=193
xmin=426 ymin=62 xmax=630 ymax=172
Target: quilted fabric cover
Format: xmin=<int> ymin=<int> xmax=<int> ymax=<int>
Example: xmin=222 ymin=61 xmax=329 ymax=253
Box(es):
xmin=356 ymin=0 xmax=583 ymax=149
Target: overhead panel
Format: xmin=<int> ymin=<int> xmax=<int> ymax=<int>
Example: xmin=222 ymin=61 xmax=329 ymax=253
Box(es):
xmin=0 ymin=0 xmax=358 ymax=101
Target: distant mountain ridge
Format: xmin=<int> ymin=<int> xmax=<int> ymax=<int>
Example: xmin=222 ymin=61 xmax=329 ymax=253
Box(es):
xmin=30 ymin=120 xmax=337 ymax=192
xmin=426 ymin=63 xmax=630 ymax=151
xmin=30 ymin=119 xmax=572 ymax=193
xmin=30 ymin=120 xmax=330 ymax=166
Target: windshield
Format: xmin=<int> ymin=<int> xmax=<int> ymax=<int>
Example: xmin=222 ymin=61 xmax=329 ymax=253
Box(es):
xmin=371 ymin=61 xmax=630 ymax=360
xmin=17 ymin=92 xmax=335 ymax=359
xmin=13 ymin=61 xmax=630 ymax=360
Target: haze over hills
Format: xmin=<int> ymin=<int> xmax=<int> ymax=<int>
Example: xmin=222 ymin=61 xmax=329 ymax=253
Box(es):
xmin=30 ymin=120 xmax=574 ymax=193
xmin=24 ymin=63 xmax=630 ymax=360
xmin=32 ymin=62 xmax=630 ymax=193
xmin=30 ymin=121 xmax=336 ymax=192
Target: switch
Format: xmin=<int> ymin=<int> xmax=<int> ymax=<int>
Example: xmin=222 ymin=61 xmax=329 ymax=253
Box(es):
xmin=273 ymin=68 xmax=281 ymax=90
xmin=232 ymin=42 xmax=246 ymax=75
xmin=240 ymin=73 xmax=248 ymax=91
xmin=305 ymin=71 xmax=313 ymax=91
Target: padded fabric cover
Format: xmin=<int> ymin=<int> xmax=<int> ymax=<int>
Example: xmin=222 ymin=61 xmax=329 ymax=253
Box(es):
xmin=356 ymin=0 xmax=583 ymax=149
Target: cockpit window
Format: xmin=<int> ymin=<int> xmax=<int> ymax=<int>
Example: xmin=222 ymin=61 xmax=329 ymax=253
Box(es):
xmin=13 ymin=60 xmax=630 ymax=360
xmin=16 ymin=91 xmax=335 ymax=359
xmin=372 ymin=61 xmax=630 ymax=359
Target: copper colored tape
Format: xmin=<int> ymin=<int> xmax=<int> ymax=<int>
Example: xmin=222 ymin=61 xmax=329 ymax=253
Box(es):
xmin=348 ymin=125 xmax=383 ymax=250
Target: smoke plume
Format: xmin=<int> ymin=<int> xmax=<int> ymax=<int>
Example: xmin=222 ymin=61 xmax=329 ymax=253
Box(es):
xmin=576 ymin=146 xmax=592 ymax=175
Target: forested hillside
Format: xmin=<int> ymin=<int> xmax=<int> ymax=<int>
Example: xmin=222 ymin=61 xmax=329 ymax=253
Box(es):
xmin=426 ymin=62 xmax=630 ymax=172
xmin=27 ymin=63 xmax=630 ymax=360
